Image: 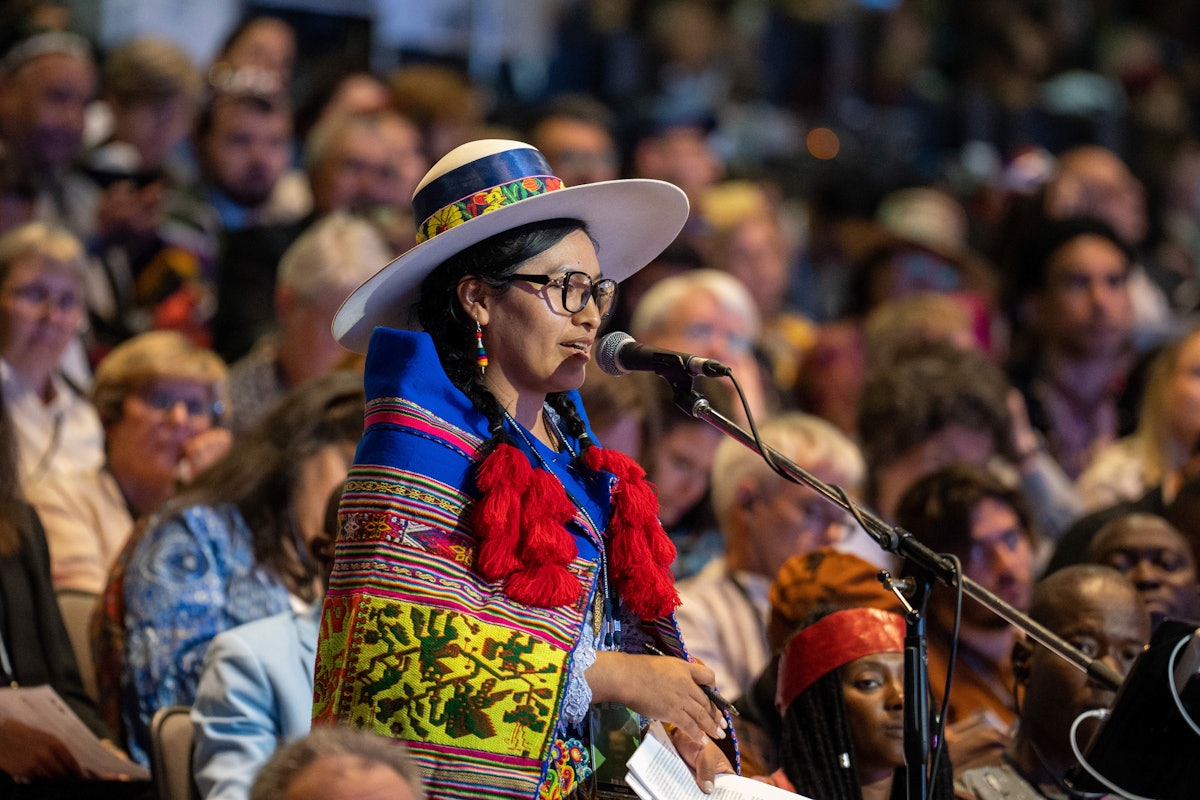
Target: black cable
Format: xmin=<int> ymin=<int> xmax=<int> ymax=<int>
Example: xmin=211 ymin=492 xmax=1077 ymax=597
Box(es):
xmin=928 ymin=554 xmax=962 ymax=799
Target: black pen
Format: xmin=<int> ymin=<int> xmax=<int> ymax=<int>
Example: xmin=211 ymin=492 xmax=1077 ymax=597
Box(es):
xmin=645 ymin=643 xmax=740 ymax=717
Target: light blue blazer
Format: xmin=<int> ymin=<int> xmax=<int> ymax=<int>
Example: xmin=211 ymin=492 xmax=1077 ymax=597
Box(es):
xmin=191 ymin=603 xmax=320 ymax=800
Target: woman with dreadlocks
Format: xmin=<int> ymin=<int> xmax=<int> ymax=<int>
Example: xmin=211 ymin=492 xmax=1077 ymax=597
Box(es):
xmin=767 ymin=607 xmax=954 ymax=800
xmin=313 ymin=140 xmax=733 ymax=800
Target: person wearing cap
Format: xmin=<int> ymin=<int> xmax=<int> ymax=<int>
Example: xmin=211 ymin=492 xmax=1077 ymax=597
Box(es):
xmin=314 ymin=139 xmax=732 ymax=799
xmin=764 ymin=607 xmax=953 ymax=800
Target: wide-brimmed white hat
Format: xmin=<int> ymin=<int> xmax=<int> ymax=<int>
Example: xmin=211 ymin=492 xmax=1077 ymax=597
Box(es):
xmin=332 ymin=139 xmax=690 ymax=352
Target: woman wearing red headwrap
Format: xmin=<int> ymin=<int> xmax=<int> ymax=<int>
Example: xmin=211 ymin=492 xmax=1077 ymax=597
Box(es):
xmin=766 ymin=607 xmax=954 ymax=800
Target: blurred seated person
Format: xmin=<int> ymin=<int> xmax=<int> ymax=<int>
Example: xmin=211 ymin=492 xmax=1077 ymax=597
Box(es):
xmin=761 ymin=607 xmax=953 ymax=799
xmin=213 ymin=110 xmax=423 ymax=362
xmin=577 ymin=361 xmax=658 ymax=459
xmin=1077 ymin=324 xmax=1200 ymax=512
xmin=793 ymin=317 xmax=866 ymax=438
xmin=675 ymin=412 xmax=864 ymax=699
xmin=643 ymin=374 xmax=734 ymax=579
xmin=79 ymin=37 xmax=203 ymax=349
xmin=856 ymin=344 xmax=1014 ymax=527
xmin=304 ymin=110 xmax=424 ymax=220
xmin=528 ymin=93 xmax=620 ymax=187
xmin=857 ymin=342 xmax=1078 ymax=558
xmin=89 ymin=38 xmax=200 ymax=177
xmin=26 ymin=330 xmax=230 ymax=594
xmin=701 ymin=181 xmax=817 ymax=398
xmin=629 ymin=267 xmax=774 ymax=419
xmin=0 ymin=27 xmax=96 ymax=238
xmin=737 ymin=548 xmax=902 ymax=777
xmin=191 ymin=481 xmax=341 ymax=800
xmin=864 ymin=301 xmax=1081 ymax=543
xmin=862 ymin=292 xmax=980 ymax=375
xmin=1005 ymin=216 xmax=1137 ymax=481
xmin=212 ymin=15 xmax=296 ymax=89
xmin=249 ymin=725 xmax=424 ymax=800
xmin=1086 ymin=512 xmax=1200 ymax=629
xmin=842 ymin=187 xmax=998 ymax=326
xmin=797 ymin=290 xmax=977 ymax=453
xmin=226 ymin=212 xmax=386 ymax=431
xmin=0 ymin=396 xmax=145 ymax=797
xmin=629 ymin=115 xmax=723 ymax=230
xmin=176 ymin=70 xmax=294 ymax=248
xmin=0 ymin=222 xmax=103 ymax=484
xmin=956 ymin=565 xmax=1150 ymax=798
xmin=97 ymin=372 xmax=363 ymax=765
xmin=895 ymin=465 xmax=1037 ymax=760
xmin=1049 ymin=145 xmax=1175 ymax=351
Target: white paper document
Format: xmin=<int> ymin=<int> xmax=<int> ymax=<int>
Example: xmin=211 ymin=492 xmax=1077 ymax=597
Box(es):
xmin=0 ymin=684 xmax=150 ymax=780
xmin=625 ymin=722 xmax=811 ymax=800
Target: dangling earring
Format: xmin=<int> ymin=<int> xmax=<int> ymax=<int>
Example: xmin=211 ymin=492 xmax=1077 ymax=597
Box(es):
xmin=475 ymin=319 xmax=488 ymax=377
xmin=838 ymin=752 xmax=851 ymax=769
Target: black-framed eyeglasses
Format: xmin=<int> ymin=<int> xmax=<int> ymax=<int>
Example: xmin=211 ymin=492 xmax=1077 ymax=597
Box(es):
xmin=509 ymin=271 xmax=618 ymax=319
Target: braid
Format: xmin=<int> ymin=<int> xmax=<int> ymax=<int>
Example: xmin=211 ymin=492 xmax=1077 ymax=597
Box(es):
xmin=780 ymin=669 xmax=862 ymax=800
xmin=545 ymin=391 xmax=599 ymax=473
xmin=780 ymin=669 xmax=956 ymax=800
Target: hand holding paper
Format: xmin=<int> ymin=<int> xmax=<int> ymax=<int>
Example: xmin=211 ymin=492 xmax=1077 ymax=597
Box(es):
xmin=0 ymin=685 xmax=149 ymax=781
xmin=625 ymin=722 xmax=812 ymax=800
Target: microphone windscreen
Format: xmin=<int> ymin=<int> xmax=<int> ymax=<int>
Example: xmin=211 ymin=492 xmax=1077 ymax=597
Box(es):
xmin=596 ymin=331 xmax=634 ymax=376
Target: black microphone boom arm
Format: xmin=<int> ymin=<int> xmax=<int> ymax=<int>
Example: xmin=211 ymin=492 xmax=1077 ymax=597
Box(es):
xmin=673 ymin=386 xmax=1122 ymax=692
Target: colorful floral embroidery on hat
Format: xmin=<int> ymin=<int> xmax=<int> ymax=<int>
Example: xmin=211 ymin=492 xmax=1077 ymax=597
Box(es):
xmin=416 ymin=175 xmax=564 ymax=243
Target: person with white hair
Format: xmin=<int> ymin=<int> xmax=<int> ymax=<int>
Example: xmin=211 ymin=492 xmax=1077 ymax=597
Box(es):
xmin=674 ymin=412 xmax=866 ymax=699
xmin=0 ymin=223 xmax=103 ymax=485
xmin=225 ymin=212 xmax=388 ymax=431
xmin=629 ymin=267 xmax=774 ymax=419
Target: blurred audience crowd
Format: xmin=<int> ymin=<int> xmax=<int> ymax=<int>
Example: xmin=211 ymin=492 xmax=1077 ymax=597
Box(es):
xmin=4 ymin=0 xmax=1200 ymax=797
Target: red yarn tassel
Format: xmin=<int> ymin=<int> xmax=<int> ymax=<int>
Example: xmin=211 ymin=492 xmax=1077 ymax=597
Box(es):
xmin=519 ymin=468 xmax=579 ymax=565
xmin=473 ymin=443 xmax=531 ymax=579
xmin=508 ymin=467 xmax=580 ymax=605
xmin=585 ymin=447 xmax=679 ymax=620
xmin=506 ymin=562 xmax=581 ymax=607
xmin=473 ymin=442 xmax=584 ymax=607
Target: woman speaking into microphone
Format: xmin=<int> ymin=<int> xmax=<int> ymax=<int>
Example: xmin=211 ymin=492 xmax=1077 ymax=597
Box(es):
xmin=314 ymin=140 xmax=733 ymax=799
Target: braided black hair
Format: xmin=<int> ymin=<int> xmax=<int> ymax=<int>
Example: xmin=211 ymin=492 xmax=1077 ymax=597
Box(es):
xmin=778 ymin=612 xmax=955 ymax=800
xmin=415 ymin=217 xmax=596 ymax=461
xmin=780 ymin=668 xmax=863 ymax=800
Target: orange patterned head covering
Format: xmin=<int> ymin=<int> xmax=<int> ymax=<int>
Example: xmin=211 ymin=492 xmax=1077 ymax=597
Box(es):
xmin=767 ymin=548 xmax=902 ymax=650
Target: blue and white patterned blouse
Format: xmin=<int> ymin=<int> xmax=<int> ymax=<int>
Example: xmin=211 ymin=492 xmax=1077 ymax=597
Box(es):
xmin=121 ymin=502 xmax=293 ymax=765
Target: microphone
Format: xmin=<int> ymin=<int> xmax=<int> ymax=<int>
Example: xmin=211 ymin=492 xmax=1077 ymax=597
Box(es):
xmin=595 ymin=331 xmax=731 ymax=378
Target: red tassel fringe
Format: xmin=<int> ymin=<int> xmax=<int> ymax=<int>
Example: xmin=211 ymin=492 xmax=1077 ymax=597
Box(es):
xmin=471 ymin=441 xmax=678 ymax=619
xmin=585 ymin=447 xmax=679 ymax=620
xmin=471 ymin=442 xmax=581 ymax=607
xmin=473 ymin=443 xmax=530 ymax=580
